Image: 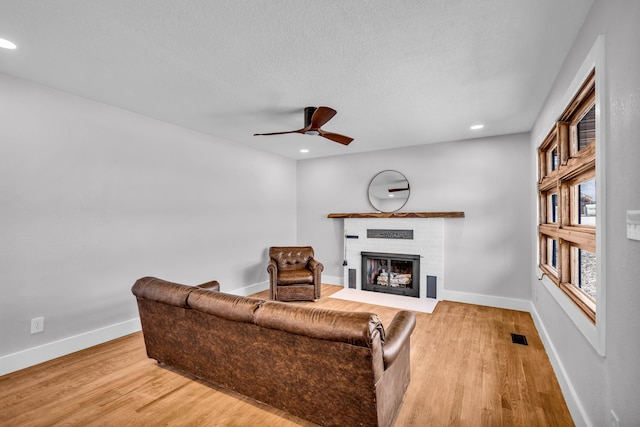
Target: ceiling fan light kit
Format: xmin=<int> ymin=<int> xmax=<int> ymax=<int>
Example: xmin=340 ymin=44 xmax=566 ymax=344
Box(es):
xmin=254 ymin=106 xmax=354 ymax=146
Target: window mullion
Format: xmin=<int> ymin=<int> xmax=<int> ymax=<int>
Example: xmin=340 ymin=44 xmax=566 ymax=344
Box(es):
xmin=557 ymin=228 xmax=596 ymax=253
xmin=558 ymin=122 xmax=570 ymax=166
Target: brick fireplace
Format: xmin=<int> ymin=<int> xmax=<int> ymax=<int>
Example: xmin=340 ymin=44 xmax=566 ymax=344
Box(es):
xmin=339 ymin=216 xmax=446 ymax=300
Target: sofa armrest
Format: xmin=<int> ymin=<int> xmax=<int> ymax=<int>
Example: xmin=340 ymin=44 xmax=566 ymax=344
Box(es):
xmin=382 ymin=311 xmax=416 ymax=368
xmin=196 ymin=280 xmax=220 ymax=291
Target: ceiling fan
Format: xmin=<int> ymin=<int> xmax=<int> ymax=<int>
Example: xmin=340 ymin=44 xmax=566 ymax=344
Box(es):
xmin=254 ymin=106 xmax=354 ymax=146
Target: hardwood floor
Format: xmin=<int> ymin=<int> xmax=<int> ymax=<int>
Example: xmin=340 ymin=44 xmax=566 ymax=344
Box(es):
xmin=0 ymin=285 xmax=573 ymax=426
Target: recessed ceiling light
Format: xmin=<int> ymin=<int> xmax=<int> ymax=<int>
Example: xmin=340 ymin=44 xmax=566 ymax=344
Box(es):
xmin=300 ymin=149 xmax=309 ymax=153
xmin=470 ymin=124 xmax=484 ymax=130
xmin=0 ymin=38 xmax=17 ymax=50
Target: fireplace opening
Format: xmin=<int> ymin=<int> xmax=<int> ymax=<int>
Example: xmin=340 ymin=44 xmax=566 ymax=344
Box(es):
xmin=361 ymin=251 xmax=420 ymax=298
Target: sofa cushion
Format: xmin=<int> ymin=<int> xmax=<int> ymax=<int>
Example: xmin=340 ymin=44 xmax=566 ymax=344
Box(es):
xmin=187 ymin=289 xmax=264 ymax=323
xmin=255 ymin=301 xmax=385 ymax=347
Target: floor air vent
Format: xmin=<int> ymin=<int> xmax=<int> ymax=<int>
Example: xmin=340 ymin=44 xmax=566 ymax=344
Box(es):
xmin=511 ymin=333 xmax=528 ymax=346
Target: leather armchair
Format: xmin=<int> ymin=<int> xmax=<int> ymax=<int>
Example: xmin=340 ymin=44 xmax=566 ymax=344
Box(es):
xmin=267 ymin=246 xmax=323 ymax=301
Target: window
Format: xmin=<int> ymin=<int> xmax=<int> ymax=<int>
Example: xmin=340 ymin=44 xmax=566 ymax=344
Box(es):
xmin=538 ymin=69 xmax=597 ymax=323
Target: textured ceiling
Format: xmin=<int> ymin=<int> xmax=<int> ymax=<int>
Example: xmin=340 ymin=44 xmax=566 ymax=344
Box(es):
xmin=0 ymin=0 xmax=593 ymax=159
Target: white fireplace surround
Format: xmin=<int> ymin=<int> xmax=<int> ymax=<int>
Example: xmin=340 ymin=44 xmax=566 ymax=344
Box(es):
xmin=343 ymin=217 xmax=444 ymax=299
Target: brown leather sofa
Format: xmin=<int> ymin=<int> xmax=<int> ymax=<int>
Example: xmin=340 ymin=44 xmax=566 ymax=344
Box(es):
xmin=268 ymin=246 xmax=323 ymax=301
xmin=132 ymin=276 xmax=416 ymax=427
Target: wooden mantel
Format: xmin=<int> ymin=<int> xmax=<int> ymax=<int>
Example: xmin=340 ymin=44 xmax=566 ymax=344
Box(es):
xmin=327 ymin=212 xmax=465 ymax=219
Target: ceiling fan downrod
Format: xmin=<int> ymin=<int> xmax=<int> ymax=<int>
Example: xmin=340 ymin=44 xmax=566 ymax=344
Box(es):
xmin=303 ymin=107 xmax=319 ymax=135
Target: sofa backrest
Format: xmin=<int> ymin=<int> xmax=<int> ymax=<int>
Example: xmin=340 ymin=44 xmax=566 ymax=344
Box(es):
xmin=133 ymin=276 xmax=384 ymax=349
xmin=255 ymin=300 xmax=384 ymax=347
xmin=132 ymin=276 xmax=194 ymax=307
xmin=187 ymin=288 xmax=264 ymax=323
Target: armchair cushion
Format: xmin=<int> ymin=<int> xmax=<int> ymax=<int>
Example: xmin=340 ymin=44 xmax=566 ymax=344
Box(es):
xmin=276 ymin=269 xmax=314 ymax=285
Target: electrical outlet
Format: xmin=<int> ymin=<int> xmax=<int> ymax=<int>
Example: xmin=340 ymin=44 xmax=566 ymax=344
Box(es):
xmin=627 ymin=210 xmax=640 ymax=241
xmin=31 ymin=317 xmax=44 ymax=334
xmin=609 ymin=409 xmax=620 ymax=427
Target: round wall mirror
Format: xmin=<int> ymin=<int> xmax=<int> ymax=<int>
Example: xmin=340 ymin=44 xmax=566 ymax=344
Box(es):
xmin=367 ymin=170 xmax=410 ymax=213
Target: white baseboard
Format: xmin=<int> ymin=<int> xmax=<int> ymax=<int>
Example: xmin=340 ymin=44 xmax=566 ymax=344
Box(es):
xmin=322 ymin=275 xmax=344 ymax=286
xmin=529 ymin=304 xmax=591 ymax=427
xmin=226 ymin=280 xmax=269 ymax=297
xmin=0 ymin=280 xmax=270 ymax=376
xmin=0 ymin=318 xmax=141 ymax=377
xmin=440 ymin=289 xmax=531 ymax=312
xmin=226 ymin=277 xmax=344 ymax=297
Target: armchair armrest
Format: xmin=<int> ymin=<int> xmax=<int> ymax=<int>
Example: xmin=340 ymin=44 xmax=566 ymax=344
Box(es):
xmin=382 ymin=311 xmax=416 ymax=368
xmin=308 ymin=258 xmax=324 ymax=272
xmin=196 ymin=280 xmax=220 ymax=291
xmin=267 ymin=259 xmax=278 ymax=275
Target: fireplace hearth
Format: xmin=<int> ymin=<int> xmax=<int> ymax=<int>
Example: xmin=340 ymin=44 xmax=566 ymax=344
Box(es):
xmin=361 ymin=251 xmax=420 ymax=298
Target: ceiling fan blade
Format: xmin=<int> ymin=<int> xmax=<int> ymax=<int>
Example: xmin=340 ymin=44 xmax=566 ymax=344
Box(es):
xmin=319 ymin=131 xmax=353 ymax=146
xmin=310 ymin=106 xmax=337 ymax=129
xmin=253 ymin=128 xmax=305 ymax=136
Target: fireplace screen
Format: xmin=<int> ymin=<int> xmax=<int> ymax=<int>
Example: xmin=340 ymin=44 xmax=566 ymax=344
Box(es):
xmin=361 ymin=251 xmax=420 ymax=297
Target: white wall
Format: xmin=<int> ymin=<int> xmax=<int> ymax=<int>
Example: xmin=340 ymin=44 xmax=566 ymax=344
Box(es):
xmin=530 ymin=1 xmax=640 ymax=425
xmin=0 ymin=74 xmax=296 ymax=370
xmin=4 ymin=4 xmax=638 ymax=423
xmin=297 ymin=133 xmax=532 ymax=304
